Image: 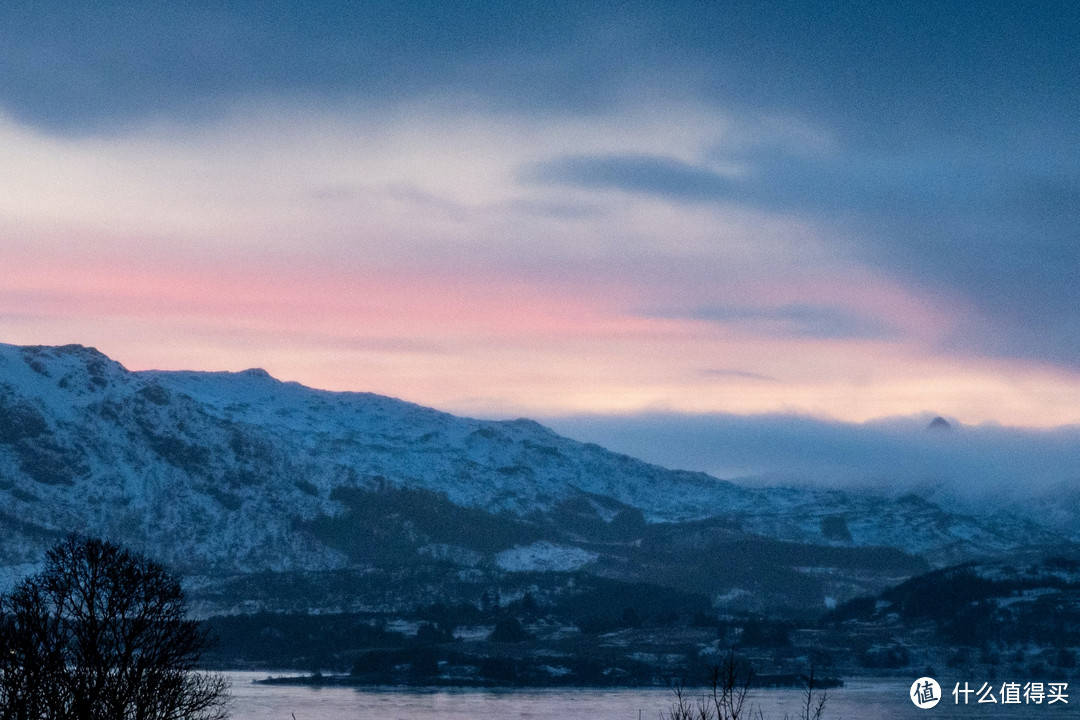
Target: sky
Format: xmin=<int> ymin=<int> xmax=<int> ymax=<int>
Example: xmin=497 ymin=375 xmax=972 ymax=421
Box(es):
xmin=2 ymin=1 xmax=1080 ymax=474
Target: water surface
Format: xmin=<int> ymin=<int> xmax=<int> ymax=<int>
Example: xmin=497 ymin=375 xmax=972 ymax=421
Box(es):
xmin=225 ymin=672 xmax=1059 ymax=720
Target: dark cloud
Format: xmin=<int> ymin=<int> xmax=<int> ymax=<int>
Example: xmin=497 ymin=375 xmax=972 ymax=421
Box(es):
xmin=685 ymin=1 xmax=1080 ymax=149
xmin=530 ymin=140 xmax=1079 ymax=364
xmin=648 ymin=304 xmax=895 ymax=341
xmin=525 ymin=154 xmax=737 ymax=203
xmin=4 ymin=1 xmax=1075 ymax=138
xmin=0 ymin=1 xmax=646 ymax=132
xmin=728 ymin=145 xmax=1080 ymax=367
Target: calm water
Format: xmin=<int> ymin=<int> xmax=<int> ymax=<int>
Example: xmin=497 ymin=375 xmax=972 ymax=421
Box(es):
xmin=225 ymin=672 xmax=1062 ymax=720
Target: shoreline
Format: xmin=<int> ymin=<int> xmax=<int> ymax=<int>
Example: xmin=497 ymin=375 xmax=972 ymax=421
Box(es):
xmin=252 ymin=672 xmax=845 ymax=690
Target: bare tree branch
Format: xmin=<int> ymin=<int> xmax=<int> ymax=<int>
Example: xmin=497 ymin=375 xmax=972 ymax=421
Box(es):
xmin=0 ymin=535 xmax=230 ymax=720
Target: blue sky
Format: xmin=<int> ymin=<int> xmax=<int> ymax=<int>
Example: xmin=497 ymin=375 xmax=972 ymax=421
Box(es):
xmin=2 ymin=2 xmax=1079 ymax=471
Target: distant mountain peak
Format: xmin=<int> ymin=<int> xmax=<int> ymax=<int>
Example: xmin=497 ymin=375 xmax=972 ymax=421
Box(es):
xmin=927 ymin=416 xmax=952 ymax=431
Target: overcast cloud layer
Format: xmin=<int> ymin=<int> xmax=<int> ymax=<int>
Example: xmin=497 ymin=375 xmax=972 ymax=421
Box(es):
xmin=2 ymin=1 xmax=1079 ymax=429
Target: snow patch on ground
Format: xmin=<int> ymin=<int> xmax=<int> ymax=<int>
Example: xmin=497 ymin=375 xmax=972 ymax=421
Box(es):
xmin=495 ymin=542 xmax=597 ymax=572
xmin=417 ymin=543 xmax=483 ymax=567
xmin=712 ymin=588 xmax=750 ymax=606
xmin=454 ymin=625 xmax=495 ymax=641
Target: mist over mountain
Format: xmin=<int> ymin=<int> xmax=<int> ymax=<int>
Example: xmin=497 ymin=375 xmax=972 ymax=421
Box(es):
xmin=0 ymin=343 xmax=1072 ymax=617
xmin=547 ymin=412 xmax=1080 ymax=523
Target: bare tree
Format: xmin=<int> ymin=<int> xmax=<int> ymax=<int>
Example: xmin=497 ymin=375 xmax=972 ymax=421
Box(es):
xmin=664 ymin=651 xmax=759 ymax=720
xmin=0 ymin=535 xmax=229 ymax=720
xmin=790 ymin=661 xmax=826 ymax=720
xmin=663 ymin=680 xmax=702 ymax=720
xmin=707 ymin=651 xmax=755 ymax=720
xmin=664 ymin=652 xmax=828 ymax=720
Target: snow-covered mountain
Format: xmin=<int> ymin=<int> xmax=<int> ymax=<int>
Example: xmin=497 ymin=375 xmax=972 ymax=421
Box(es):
xmin=0 ymin=343 xmax=1066 ymax=611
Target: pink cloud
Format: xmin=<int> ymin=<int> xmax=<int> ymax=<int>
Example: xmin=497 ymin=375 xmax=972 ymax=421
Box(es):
xmin=4 ymin=242 xmax=1080 ymax=427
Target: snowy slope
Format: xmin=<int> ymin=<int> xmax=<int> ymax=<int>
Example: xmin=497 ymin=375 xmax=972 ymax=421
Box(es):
xmin=0 ymin=343 xmax=1065 ymax=596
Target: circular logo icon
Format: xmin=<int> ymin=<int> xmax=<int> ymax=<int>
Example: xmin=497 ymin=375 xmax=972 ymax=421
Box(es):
xmin=911 ymin=677 xmax=942 ymax=709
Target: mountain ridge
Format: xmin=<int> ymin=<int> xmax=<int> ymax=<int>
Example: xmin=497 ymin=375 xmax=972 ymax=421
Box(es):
xmin=0 ymin=342 xmax=1068 ymax=612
